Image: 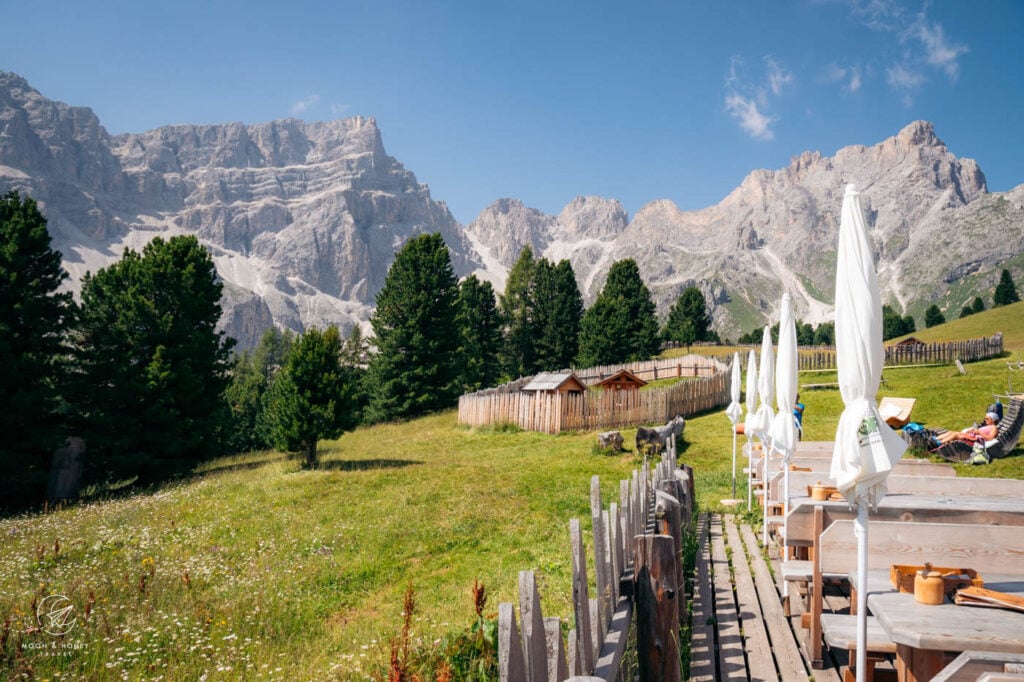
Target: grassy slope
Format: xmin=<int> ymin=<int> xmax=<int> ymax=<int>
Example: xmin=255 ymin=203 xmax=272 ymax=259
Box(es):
xmin=3 ymin=301 xmax=1023 ymax=679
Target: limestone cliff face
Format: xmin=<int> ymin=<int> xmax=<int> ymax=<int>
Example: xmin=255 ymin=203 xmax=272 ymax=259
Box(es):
xmin=0 ymin=72 xmax=479 ymax=349
xmin=2 ymin=70 xmax=1021 ymax=344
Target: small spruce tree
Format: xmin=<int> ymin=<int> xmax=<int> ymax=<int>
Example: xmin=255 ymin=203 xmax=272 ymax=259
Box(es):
xmin=994 ymin=269 xmax=1021 ymax=306
xmin=924 ymin=304 xmax=945 ymax=328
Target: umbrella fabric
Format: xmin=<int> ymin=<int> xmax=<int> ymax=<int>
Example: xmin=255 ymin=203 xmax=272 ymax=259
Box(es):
xmin=726 ymin=352 xmax=743 ymax=425
xmin=742 ymin=350 xmax=758 ymax=433
xmin=750 ymin=326 xmax=775 ymax=439
xmin=753 ymin=326 xmax=775 ymax=544
xmin=830 ymin=184 xmax=907 ymax=506
xmin=743 ymin=349 xmax=758 ymax=507
xmin=770 ymin=293 xmax=799 ymax=459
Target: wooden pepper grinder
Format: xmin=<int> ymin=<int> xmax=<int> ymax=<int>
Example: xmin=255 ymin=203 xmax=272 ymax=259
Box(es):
xmin=914 ymin=562 xmax=945 ymax=605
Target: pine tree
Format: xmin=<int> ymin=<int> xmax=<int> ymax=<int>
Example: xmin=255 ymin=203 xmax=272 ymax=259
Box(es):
xmin=532 ymin=259 xmax=583 ymax=371
xmin=577 ymin=259 xmax=660 ymax=367
xmin=663 ymin=286 xmax=711 ymax=348
xmin=0 ymin=191 xmax=75 ymax=508
xmin=924 ymin=304 xmax=946 ymax=328
xmin=882 ymin=305 xmax=914 ymax=341
xmin=224 ymin=327 xmax=294 ymax=454
xmin=365 ymin=233 xmax=461 ymax=422
xmin=456 ymin=274 xmax=502 ymax=392
xmin=76 ymin=235 xmax=233 ymax=484
xmin=993 ymin=269 xmax=1020 ymax=306
xmin=959 ymin=306 xmax=973 ymax=319
xmin=972 ymin=296 xmax=986 ymax=314
xmin=498 ymin=246 xmax=537 ymax=378
xmin=261 ymin=326 xmax=358 ymax=468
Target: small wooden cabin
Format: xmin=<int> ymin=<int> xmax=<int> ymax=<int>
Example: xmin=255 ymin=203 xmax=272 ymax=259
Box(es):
xmin=893 ymin=336 xmax=925 ymax=347
xmin=521 ymin=371 xmax=586 ymax=395
xmin=594 ymin=369 xmax=647 ymax=391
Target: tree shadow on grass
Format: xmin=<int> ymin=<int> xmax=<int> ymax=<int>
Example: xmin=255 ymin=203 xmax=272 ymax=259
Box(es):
xmin=318 ymin=458 xmax=422 ymax=472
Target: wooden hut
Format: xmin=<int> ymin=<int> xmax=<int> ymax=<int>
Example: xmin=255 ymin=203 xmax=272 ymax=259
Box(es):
xmin=521 ymin=371 xmax=586 ymax=395
xmin=594 ymin=369 xmax=648 ymax=391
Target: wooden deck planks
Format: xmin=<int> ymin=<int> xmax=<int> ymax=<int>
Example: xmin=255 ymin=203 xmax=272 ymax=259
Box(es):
xmin=739 ymin=523 xmax=811 ymax=682
xmin=723 ymin=517 xmax=777 ymax=681
xmin=710 ymin=515 xmax=747 ymax=679
xmin=689 ymin=512 xmax=716 ymax=682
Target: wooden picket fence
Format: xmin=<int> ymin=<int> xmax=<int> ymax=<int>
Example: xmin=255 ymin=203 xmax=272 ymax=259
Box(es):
xmin=499 ymin=437 xmax=694 ymax=681
xmin=458 ymin=371 xmax=730 ymax=434
xmin=789 ymin=333 xmax=1003 ymax=371
xmin=574 ymin=355 xmax=728 ymax=384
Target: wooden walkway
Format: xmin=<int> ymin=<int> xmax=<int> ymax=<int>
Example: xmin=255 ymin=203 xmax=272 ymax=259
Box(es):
xmin=691 ymin=513 xmax=856 ymax=682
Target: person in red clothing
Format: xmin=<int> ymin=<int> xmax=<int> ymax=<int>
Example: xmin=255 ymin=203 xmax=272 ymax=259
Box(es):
xmin=936 ymin=411 xmax=1000 ymax=445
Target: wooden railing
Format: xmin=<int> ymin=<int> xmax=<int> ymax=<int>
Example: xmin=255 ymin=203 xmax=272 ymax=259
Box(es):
xmin=458 ymin=371 xmax=729 ymax=434
xmin=498 ymin=438 xmax=694 ymax=681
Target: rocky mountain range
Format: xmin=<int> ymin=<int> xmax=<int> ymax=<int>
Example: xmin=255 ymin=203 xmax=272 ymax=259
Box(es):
xmin=2 ymin=70 xmax=1022 ymax=347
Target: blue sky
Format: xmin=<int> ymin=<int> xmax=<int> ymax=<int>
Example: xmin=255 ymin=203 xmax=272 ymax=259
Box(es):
xmin=2 ymin=0 xmax=1021 ymax=224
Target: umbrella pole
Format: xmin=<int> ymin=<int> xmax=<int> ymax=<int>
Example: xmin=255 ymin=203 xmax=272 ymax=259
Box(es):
xmin=747 ymin=438 xmax=753 ymax=509
xmin=731 ymin=429 xmax=737 ymax=499
xmin=856 ymin=500 xmax=868 ymax=682
xmin=762 ymin=444 xmax=769 ymax=546
xmin=783 ymin=466 xmax=791 ymax=563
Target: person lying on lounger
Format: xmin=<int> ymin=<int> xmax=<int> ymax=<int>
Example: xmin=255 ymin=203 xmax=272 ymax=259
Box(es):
xmin=935 ymin=411 xmax=1000 ymax=445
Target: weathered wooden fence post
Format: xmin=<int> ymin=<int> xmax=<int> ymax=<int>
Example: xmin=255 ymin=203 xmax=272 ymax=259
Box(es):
xmin=499 ymin=602 xmax=526 ymax=680
xmin=633 ymin=534 xmax=682 ymax=682
xmin=570 ymin=518 xmax=595 ymax=675
xmin=519 ymin=571 xmax=549 ymax=682
xmin=544 ymin=617 xmax=569 ymax=682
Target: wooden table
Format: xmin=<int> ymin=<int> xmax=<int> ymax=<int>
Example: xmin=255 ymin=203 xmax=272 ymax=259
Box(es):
xmin=864 ymin=577 xmax=1024 ymax=682
xmin=784 ymin=493 xmax=1024 ymax=548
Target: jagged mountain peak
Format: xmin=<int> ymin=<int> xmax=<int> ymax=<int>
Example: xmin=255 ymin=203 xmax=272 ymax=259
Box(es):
xmin=2 ymin=69 xmax=1021 ymax=345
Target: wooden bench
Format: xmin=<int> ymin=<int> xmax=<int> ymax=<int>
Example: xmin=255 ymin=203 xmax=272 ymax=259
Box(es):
xmin=805 ymin=518 xmax=1024 ymax=676
xmin=933 ymin=651 xmax=1024 ymax=682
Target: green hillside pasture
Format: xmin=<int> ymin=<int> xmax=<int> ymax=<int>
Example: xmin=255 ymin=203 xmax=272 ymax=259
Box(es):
xmin=4 ymin=302 xmax=1023 ymax=678
xmin=0 ymin=416 xmax=635 ymax=680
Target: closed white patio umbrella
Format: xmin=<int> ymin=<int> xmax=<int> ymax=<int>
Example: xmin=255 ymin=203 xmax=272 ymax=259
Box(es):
xmin=743 ymin=349 xmax=758 ymax=508
xmin=770 ymin=293 xmax=799 ymax=560
xmin=753 ymin=326 xmax=774 ymax=545
xmin=724 ymin=352 xmax=743 ymax=504
xmin=830 ymin=184 xmax=907 ymax=682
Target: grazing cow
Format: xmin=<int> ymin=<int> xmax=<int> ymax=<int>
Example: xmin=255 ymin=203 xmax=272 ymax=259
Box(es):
xmin=636 ymin=415 xmax=685 ymax=455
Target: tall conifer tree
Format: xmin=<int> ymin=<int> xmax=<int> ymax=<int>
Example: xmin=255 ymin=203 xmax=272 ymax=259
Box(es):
xmin=456 ymin=274 xmax=501 ymax=392
xmin=0 ymin=191 xmax=74 ymax=508
xmin=498 ymin=246 xmax=537 ymax=378
xmin=76 ymin=235 xmax=233 ymax=484
xmin=576 ymin=259 xmax=659 ymax=367
xmin=533 ymin=259 xmax=583 ymax=371
xmin=365 ymin=233 xmax=461 ymax=422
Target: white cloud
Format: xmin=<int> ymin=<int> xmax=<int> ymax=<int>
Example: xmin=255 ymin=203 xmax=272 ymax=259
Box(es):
xmin=725 ymin=94 xmax=774 ymax=140
xmin=847 ymin=66 xmax=862 ymax=92
xmin=916 ymin=20 xmax=968 ymax=80
xmin=330 ymin=102 xmax=350 ymax=117
xmin=765 ymin=57 xmax=793 ymax=96
xmin=824 ymin=63 xmax=863 ymax=93
xmin=723 ymin=55 xmax=789 ymax=140
xmin=289 ymin=94 xmax=320 ymax=116
xmin=886 ymin=63 xmax=924 ymax=105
